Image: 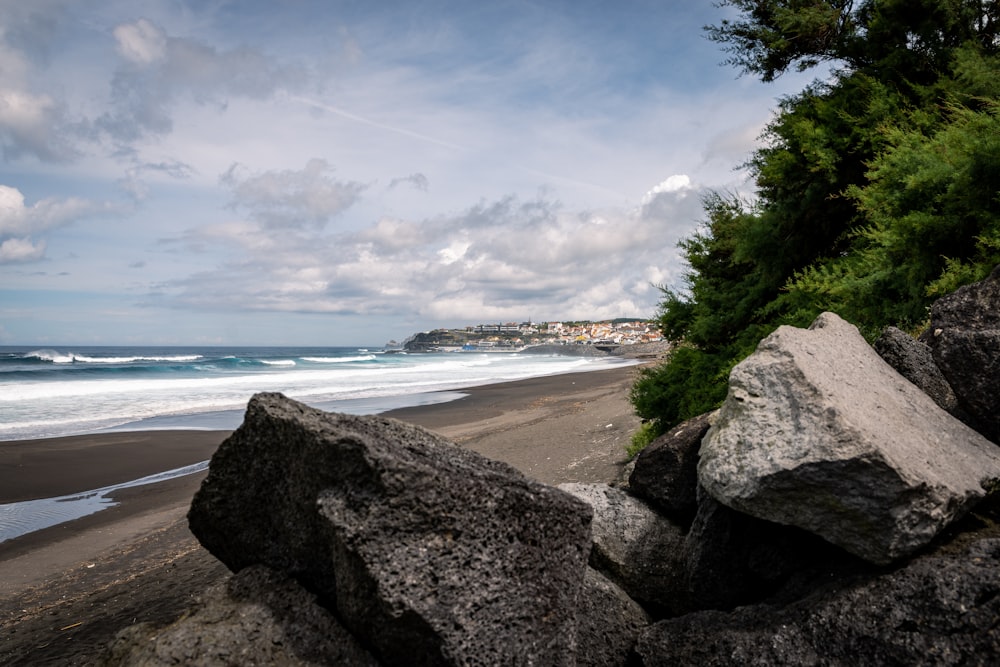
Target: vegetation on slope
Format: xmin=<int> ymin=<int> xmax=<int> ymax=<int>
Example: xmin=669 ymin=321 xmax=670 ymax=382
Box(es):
xmin=631 ymin=0 xmax=1000 ymax=438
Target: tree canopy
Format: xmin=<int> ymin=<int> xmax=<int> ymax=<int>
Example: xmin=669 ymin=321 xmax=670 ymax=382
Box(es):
xmin=631 ymin=0 xmax=1000 ymax=437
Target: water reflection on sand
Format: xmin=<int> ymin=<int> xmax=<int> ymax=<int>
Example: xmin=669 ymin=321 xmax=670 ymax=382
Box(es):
xmin=0 ymin=461 xmax=208 ymax=544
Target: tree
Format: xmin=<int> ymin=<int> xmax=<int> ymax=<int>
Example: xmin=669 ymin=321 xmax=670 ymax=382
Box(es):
xmin=630 ymin=0 xmax=1000 ymax=439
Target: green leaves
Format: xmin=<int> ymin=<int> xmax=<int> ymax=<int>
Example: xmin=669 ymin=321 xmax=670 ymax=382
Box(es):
xmin=793 ymin=99 xmax=1000 ymax=327
xmin=629 ymin=1 xmax=1000 ymax=434
xmin=706 ymin=0 xmax=860 ymax=81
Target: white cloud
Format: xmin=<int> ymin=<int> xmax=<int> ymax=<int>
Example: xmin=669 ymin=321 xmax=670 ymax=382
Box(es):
xmin=114 ymin=19 xmax=167 ymax=66
xmin=222 ymin=159 xmax=367 ymax=229
xmin=95 ymin=18 xmax=310 ymax=148
xmin=0 ymin=86 xmax=75 ymax=161
xmin=0 ymin=236 xmax=46 ymax=263
xmin=0 ymin=184 xmax=116 ymax=262
xmin=153 ymin=178 xmax=705 ymax=322
xmin=643 ymin=175 xmax=692 ymax=202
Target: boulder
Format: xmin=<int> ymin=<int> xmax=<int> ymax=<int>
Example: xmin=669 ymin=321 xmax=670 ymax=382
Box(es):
xmin=634 ymin=538 xmax=1000 ymax=666
xmin=189 ymin=393 xmax=593 ymax=666
xmin=628 ymin=412 xmax=712 ymax=525
xmin=699 ymin=312 xmax=1000 ymax=565
xmin=101 ymin=565 xmax=378 ymax=666
xmin=922 ymin=264 xmax=1000 ymax=443
xmin=873 ymin=325 xmax=960 ymax=415
xmin=681 ymin=485 xmax=858 ymax=612
xmin=576 ymin=567 xmax=652 ymax=667
xmin=559 ymin=482 xmax=687 ymax=616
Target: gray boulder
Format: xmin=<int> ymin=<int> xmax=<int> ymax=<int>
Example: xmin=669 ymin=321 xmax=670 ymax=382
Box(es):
xmin=922 ymin=264 xmax=1000 ymax=443
xmin=681 ymin=485 xmax=857 ymax=613
xmin=576 ymin=567 xmax=652 ymax=667
xmin=634 ymin=538 xmax=1000 ymax=666
xmin=101 ymin=565 xmax=378 ymax=666
xmin=699 ymin=312 xmax=1000 ymax=565
xmin=559 ymin=482 xmax=687 ymax=615
xmin=873 ymin=325 xmax=960 ymax=415
xmin=628 ymin=412 xmax=712 ymax=525
xmin=189 ymin=393 xmax=593 ymax=666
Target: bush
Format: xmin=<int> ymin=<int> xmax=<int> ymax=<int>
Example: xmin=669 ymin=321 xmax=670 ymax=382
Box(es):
xmin=626 ymin=420 xmax=661 ymax=459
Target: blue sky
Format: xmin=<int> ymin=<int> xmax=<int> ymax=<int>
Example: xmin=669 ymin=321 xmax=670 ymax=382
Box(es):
xmin=0 ymin=0 xmax=819 ymax=346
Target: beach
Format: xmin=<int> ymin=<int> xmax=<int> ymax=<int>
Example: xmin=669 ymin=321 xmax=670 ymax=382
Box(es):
xmin=0 ymin=364 xmax=642 ymax=665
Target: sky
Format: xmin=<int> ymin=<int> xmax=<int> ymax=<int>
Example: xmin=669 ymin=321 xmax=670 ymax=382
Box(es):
xmin=0 ymin=0 xmax=820 ymax=346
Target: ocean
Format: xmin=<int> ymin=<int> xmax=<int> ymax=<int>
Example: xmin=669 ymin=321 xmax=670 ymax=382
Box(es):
xmin=0 ymin=345 xmax=635 ymax=442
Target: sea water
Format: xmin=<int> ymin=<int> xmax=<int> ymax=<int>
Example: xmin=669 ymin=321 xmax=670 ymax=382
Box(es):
xmin=0 ymin=345 xmax=634 ymax=441
xmin=0 ymin=345 xmax=636 ymax=543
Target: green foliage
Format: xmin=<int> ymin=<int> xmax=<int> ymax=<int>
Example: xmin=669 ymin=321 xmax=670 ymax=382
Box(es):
xmin=629 ymin=345 xmax=732 ymax=433
xmin=629 ymin=0 xmax=1000 ymax=436
xmin=626 ymin=420 xmax=661 ymax=460
xmin=788 ymin=100 xmax=1000 ymax=328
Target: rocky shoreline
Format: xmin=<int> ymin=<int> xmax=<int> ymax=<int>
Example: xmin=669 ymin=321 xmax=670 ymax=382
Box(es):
xmin=97 ymin=268 xmax=1000 ymax=665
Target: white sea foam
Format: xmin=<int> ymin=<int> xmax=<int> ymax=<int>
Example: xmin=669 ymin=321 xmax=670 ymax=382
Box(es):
xmin=0 ymin=348 xmax=635 ymax=441
xmin=260 ymin=359 xmax=296 ymax=366
xmin=25 ymin=350 xmax=203 ymax=364
xmin=301 ymin=355 xmax=376 ymax=363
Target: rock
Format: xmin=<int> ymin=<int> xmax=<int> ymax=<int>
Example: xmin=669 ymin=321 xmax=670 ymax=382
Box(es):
xmin=629 ymin=412 xmax=712 ymax=525
xmin=101 ymin=565 xmax=378 ymax=666
xmin=558 ymin=482 xmax=687 ymax=616
xmin=699 ymin=312 xmax=1000 ymax=565
xmin=873 ymin=325 xmax=960 ymax=415
xmin=576 ymin=566 xmax=652 ymax=667
xmin=922 ymin=264 xmax=1000 ymax=443
xmin=634 ymin=538 xmax=1000 ymax=666
xmin=682 ymin=485 xmax=863 ymax=612
xmin=189 ymin=393 xmax=593 ymax=666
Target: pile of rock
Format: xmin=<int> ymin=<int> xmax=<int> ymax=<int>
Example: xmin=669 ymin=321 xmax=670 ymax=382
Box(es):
xmin=103 ymin=269 xmax=1000 ymax=665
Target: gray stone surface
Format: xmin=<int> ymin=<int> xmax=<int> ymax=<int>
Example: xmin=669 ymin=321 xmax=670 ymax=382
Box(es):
xmin=559 ymin=482 xmax=686 ymax=615
xmin=628 ymin=412 xmax=711 ymax=525
xmin=101 ymin=565 xmax=378 ymax=666
xmin=873 ymin=325 xmax=960 ymax=414
xmin=576 ymin=566 xmax=652 ymax=667
xmin=189 ymin=393 xmax=593 ymax=666
xmin=923 ymin=264 xmax=1000 ymax=443
xmin=634 ymin=538 xmax=1000 ymax=666
xmin=699 ymin=312 xmax=1000 ymax=565
xmin=681 ymin=485 xmax=852 ymax=613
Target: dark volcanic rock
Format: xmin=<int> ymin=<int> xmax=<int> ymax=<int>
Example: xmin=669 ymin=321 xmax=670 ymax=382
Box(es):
xmin=101 ymin=565 xmax=378 ymax=666
xmin=922 ymin=264 xmax=1000 ymax=443
xmin=682 ymin=486 xmax=863 ymax=613
xmin=635 ymin=538 xmax=1000 ymax=666
xmin=576 ymin=566 xmax=652 ymax=667
xmin=559 ymin=482 xmax=687 ymax=616
xmin=874 ymin=325 xmax=960 ymax=415
xmin=188 ymin=393 xmax=593 ymax=666
xmin=629 ymin=412 xmax=711 ymax=525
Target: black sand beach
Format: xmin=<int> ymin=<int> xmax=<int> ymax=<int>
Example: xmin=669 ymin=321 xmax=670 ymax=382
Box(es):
xmin=0 ymin=364 xmax=642 ymax=666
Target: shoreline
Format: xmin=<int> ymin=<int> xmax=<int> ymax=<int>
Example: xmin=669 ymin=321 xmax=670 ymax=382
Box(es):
xmin=0 ymin=364 xmax=641 ymax=504
xmin=0 ymin=362 xmax=643 ymax=664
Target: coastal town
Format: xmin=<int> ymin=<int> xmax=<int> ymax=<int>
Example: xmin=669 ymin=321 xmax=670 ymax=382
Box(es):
xmin=400 ymin=319 xmax=665 ymax=352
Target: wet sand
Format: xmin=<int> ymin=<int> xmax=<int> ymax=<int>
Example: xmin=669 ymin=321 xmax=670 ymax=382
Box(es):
xmin=0 ymin=364 xmax=642 ymax=666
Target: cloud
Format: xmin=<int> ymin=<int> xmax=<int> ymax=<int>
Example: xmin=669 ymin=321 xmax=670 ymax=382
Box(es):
xmin=114 ymin=18 xmax=167 ymax=66
xmin=388 ymin=173 xmax=430 ymax=192
xmin=97 ymin=18 xmax=309 ymax=145
xmin=118 ymin=157 xmax=195 ymax=201
xmin=0 ymin=236 xmax=46 ymax=263
xmin=221 ymin=159 xmax=367 ymax=229
xmin=0 ymin=184 xmax=114 ymax=262
xmin=152 ymin=177 xmax=706 ymax=322
xmin=0 ymin=4 xmax=78 ymax=161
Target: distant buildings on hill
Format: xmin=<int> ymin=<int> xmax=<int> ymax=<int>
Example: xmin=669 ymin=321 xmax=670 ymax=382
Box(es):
xmin=462 ymin=319 xmax=663 ymax=346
